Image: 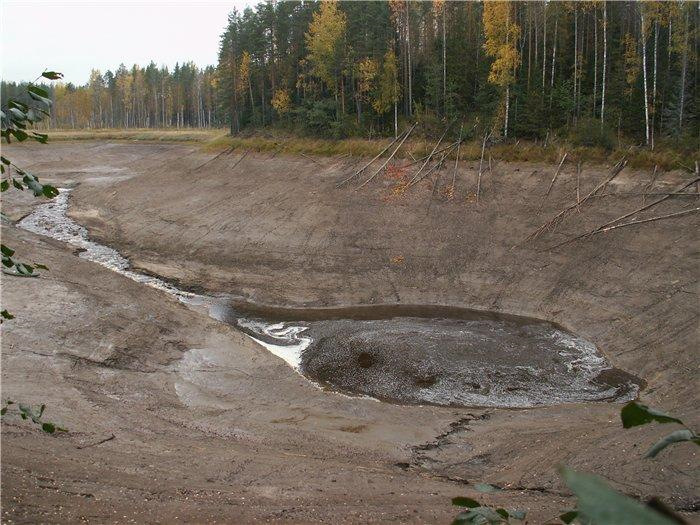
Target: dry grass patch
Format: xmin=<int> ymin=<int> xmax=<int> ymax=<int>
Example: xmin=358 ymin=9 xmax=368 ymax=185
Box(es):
xmin=40 ymin=128 xmax=693 ymax=172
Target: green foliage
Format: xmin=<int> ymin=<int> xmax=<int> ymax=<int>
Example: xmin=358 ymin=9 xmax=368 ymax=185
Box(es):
xmin=451 ymin=493 xmax=526 ymax=525
xmin=646 ymin=429 xmax=699 ymax=459
xmin=560 ymin=468 xmax=674 ymax=525
xmin=620 ymin=401 xmax=684 ymax=428
xmin=305 ymin=0 xmax=347 ymax=96
xmin=1 ymin=73 xmax=64 ymax=431
xmin=567 ymin=119 xmax=616 ymax=151
xmin=452 ymin=400 xmax=696 ymax=524
xmin=373 ymin=48 xmax=400 ymax=118
xmin=292 ymin=99 xmax=346 ymax=138
xmin=1 ymin=400 xmax=66 ymax=434
xmin=621 ymin=401 xmax=699 ymax=459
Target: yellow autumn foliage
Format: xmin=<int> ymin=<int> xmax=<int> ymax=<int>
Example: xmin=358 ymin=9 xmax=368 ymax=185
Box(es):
xmin=305 ymin=0 xmax=347 ymax=94
xmin=482 ymin=1 xmax=520 ymax=89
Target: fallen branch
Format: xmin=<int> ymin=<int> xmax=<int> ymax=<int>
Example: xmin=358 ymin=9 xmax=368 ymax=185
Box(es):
xmin=407 ymin=141 xmax=457 ymax=188
xmin=427 ymin=153 xmax=450 ymax=215
xmin=403 ymin=140 xmax=459 ymax=169
xmin=643 ymin=164 xmax=659 ymax=204
xmin=547 ymin=208 xmax=699 ymax=249
xmin=590 ymin=176 xmax=700 ymax=230
xmin=193 ymin=147 xmax=233 ymax=171
xmin=450 ymin=124 xmax=464 ymax=197
xmin=357 ymin=123 xmax=416 ymax=189
xmin=76 ymin=434 xmax=115 ymax=450
xmin=407 ymin=122 xmax=452 ymax=186
xmin=229 ymin=150 xmax=249 ymax=172
xmin=523 ymin=157 xmax=628 ymax=242
xmin=300 ymin=153 xmax=320 ymax=165
xmin=576 ymin=161 xmax=581 ymax=209
xmin=588 ymin=192 xmax=699 ymax=198
xmin=336 ymin=131 xmax=406 ymax=187
xmin=475 ymin=131 xmax=492 ymax=204
xmin=548 ymin=177 xmax=700 ymax=249
xmin=537 ymin=152 xmax=568 ymax=213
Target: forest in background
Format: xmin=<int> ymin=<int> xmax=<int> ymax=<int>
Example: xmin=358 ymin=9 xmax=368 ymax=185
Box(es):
xmin=2 ymin=0 xmax=698 ymax=151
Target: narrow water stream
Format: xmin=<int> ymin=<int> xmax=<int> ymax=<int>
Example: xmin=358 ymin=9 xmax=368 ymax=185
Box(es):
xmin=18 ymin=189 xmax=641 ymax=408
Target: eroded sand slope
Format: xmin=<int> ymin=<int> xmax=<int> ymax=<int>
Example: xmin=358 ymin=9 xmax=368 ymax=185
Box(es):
xmin=2 ymin=141 xmax=698 ymax=522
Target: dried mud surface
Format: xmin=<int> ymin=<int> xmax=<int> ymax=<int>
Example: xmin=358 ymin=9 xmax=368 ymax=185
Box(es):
xmin=2 ymin=141 xmax=698 ymax=523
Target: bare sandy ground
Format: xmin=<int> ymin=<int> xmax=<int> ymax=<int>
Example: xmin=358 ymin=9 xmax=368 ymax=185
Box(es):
xmin=1 ymin=141 xmax=698 ymax=523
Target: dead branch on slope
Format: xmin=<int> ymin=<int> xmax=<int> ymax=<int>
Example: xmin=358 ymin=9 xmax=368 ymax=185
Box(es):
xmin=407 ymin=122 xmax=452 ymax=186
xmin=228 ymin=150 xmax=249 ymax=172
xmin=523 ymin=157 xmax=628 ymax=242
xmin=449 ymin=124 xmax=464 ymax=199
xmin=537 ymin=152 xmax=568 ymax=213
xmin=300 ymin=153 xmax=320 ymax=165
xmin=336 ymin=130 xmax=406 ymax=187
xmin=357 ymin=123 xmax=417 ymax=189
xmin=475 ymin=131 xmax=492 ymax=204
xmin=193 ymin=147 xmax=234 ymax=171
xmin=407 ymin=141 xmax=457 ymax=188
xmin=548 ymin=177 xmax=700 ymax=249
xmin=643 ymin=164 xmax=659 ymax=204
xmin=546 ymin=208 xmax=699 ymax=249
xmin=576 ymin=161 xmax=581 ymax=210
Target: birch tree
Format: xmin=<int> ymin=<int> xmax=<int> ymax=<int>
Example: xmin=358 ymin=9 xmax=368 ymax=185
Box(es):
xmin=483 ymin=0 xmax=520 ymax=137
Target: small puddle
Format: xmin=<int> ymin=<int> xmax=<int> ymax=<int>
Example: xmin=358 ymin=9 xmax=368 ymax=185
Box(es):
xmin=19 ymin=189 xmax=641 ymax=408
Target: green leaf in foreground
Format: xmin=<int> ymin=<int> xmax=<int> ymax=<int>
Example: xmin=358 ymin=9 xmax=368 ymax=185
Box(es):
xmin=452 ymin=506 xmax=507 ymax=524
xmin=561 ymin=467 xmax=674 ymax=525
xmin=473 ymin=483 xmax=501 ymax=493
xmin=646 ymin=429 xmax=700 ymax=458
xmin=558 ymin=510 xmax=578 ymax=524
xmin=452 ymin=497 xmax=480 ymax=508
xmin=41 ymin=71 xmax=63 ymax=80
xmin=621 ymin=401 xmax=683 ymax=429
xmin=1 ymin=309 xmax=15 ymax=320
xmin=508 ymin=509 xmax=526 ymax=520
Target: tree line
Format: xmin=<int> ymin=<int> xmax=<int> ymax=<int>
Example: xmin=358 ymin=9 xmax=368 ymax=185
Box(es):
xmin=2 ymin=1 xmax=697 ymax=148
xmin=1 ymin=62 xmax=219 ymax=129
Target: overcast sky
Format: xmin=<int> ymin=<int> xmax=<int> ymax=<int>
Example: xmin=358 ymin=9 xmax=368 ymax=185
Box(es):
xmin=1 ymin=0 xmax=253 ymax=85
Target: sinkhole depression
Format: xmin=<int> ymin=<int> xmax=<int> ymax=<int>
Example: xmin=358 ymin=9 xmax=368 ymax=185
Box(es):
xmin=233 ymin=305 xmax=641 ymax=409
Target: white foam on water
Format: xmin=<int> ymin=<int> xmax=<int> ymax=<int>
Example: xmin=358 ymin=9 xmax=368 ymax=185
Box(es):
xmin=235 ymin=318 xmax=312 ymax=368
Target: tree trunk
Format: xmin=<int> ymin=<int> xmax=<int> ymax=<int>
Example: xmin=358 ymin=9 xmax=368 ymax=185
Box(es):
xmin=678 ymin=10 xmax=689 ymax=133
xmin=442 ymin=4 xmax=446 ymax=115
xmin=407 ymin=5 xmax=412 ymax=116
xmin=653 ymin=19 xmax=658 ymax=106
xmin=550 ymin=18 xmax=557 ymax=108
xmin=573 ymin=6 xmax=578 ymax=118
xmin=504 ymin=85 xmax=509 ymax=138
xmin=527 ymin=6 xmax=532 ymax=88
xmin=593 ymin=6 xmax=598 ymax=117
xmin=601 ymin=1 xmax=607 ymax=129
xmin=641 ymin=12 xmax=650 ymax=146
xmin=542 ymin=0 xmax=547 ymax=89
